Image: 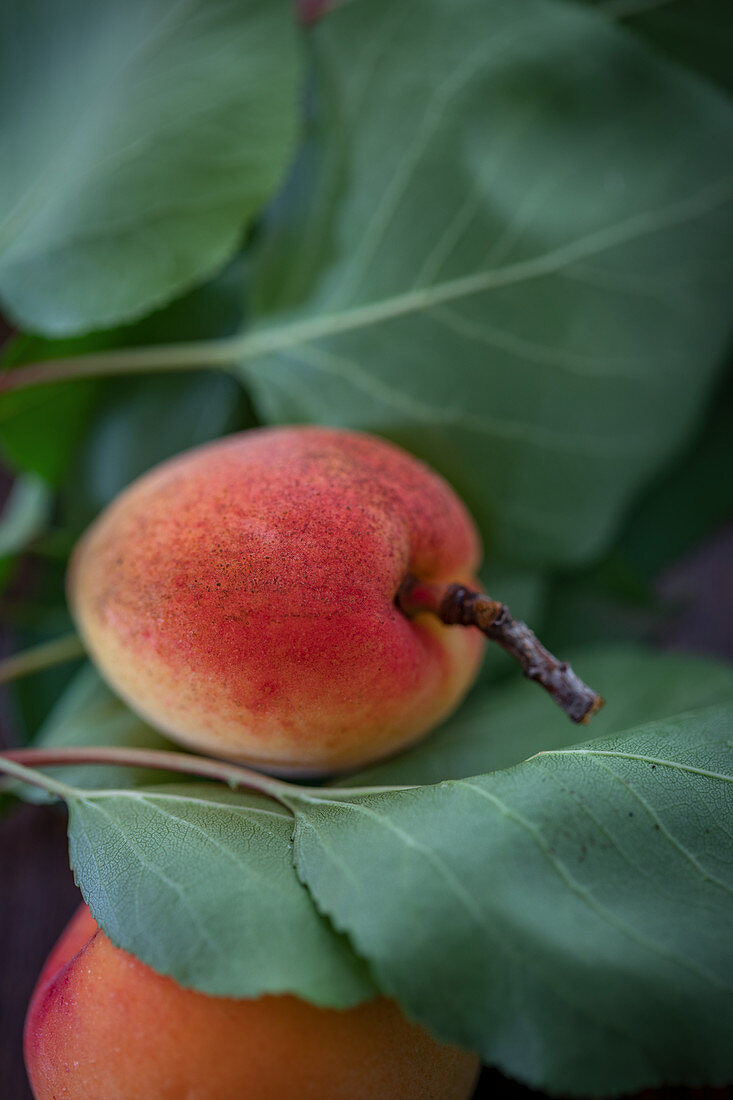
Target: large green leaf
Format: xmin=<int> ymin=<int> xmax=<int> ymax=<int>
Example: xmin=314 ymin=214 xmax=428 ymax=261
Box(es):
xmin=339 ymin=645 xmax=733 ymax=787
xmin=67 ymin=782 xmax=374 ymax=1005
xmin=0 ymin=0 xmax=299 ymax=334
xmin=536 ymin=366 xmax=733 ymax=652
xmin=289 ymin=703 xmax=733 ymax=1095
xmin=609 ymin=366 xmax=733 ymax=579
xmin=0 ymin=656 xmax=374 ymax=1007
xmin=245 ymin=0 xmax=733 ymax=568
xmin=0 ymin=763 xmax=378 ymax=1005
xmin=1 ymin=252 xmax=250 ymax=493
xmin=68 ymin=782 xmax=374 ymax=1005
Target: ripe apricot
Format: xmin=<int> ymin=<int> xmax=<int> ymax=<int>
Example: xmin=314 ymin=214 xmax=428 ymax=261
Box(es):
xmin=69 ymin=427 xmax=484 ymax=773
xmin=25 ymin=904 xmax=480 ymax=1099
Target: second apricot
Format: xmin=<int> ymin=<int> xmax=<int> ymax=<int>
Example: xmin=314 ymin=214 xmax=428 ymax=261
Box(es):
xmin=25 ymin=904 xmax=480 ymax=1099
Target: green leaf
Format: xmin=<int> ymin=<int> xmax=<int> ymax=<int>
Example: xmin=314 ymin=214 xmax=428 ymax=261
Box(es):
xmin=0 ymin=472 xmax=51 ymax=586
xmin=340 ymin=644 xmax=733 ymax=787
xmin=476 ymin=560 xmax=547 ymax=683
xmin=1 ymin=338 xmax=101 ymax=483
xmin=536 ymin=367 xmax=733 ymax=651
xmin=245 ymin=0 xmax=733 ymax=568
xmin=290 ymin=703 xmax=733 ymax=1095
xmin=0 ymin=755 xmax=380 ymax=1008
xmin=610 ymin=366 xmax=733 ymax=579
xmin=0 ymin=472 xmax=51 ymax=549
xmin=34 ymin=664 xmax=172 ymax=791
xmin=62 ymin=371 xmax=250 ymax=535
xmin=68 ymin=782 xmax=374 ymax=1005
xmin=0 ymin=0 xmax=300 ymax=334
xmin=3 ymin=587 xmax=82 ymax=743
xmin=1 ymin=254 xmax=251 ymax=495
xmin=589 ymin=0 xmax=733 ymax=94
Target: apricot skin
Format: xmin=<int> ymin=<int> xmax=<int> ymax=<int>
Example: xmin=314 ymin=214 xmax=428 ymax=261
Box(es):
xmin=68 ymin=427 xmax=484 ymax=773
xmin=25 ymin=904 xmax=480 ymax=1100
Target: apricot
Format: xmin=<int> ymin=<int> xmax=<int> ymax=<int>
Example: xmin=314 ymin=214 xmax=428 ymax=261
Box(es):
xmin=68 ymin=427 xmax=484 ymax=773
xmin=25 ymin=904 xmax=480 ymax=1099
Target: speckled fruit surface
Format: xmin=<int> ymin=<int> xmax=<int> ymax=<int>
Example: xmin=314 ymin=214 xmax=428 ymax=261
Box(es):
xmin=68 ymin=427 xmax=484 ymax=773
xmin=24 ymin=904 xmax=480 ymax=1100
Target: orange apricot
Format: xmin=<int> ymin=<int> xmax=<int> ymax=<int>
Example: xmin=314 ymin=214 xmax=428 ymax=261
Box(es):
xmin=68 ymin=427 xmax=484 ymax=774
xmin=25 ymin=904 xmax=480 ymax=1099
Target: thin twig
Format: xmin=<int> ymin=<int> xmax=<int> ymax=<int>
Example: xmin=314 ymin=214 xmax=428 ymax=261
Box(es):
xmin=0 ymin=746 xmax=415 ymax=804
xmin=397 ymin=577 xmax=604 ymax=724
xmin=0 ymin=747 xmax=292 ymax=804
xmin=0 ymin=633 xmax=85 ymax=685
xmin=0 ymin=339 xmax=236 ymax=393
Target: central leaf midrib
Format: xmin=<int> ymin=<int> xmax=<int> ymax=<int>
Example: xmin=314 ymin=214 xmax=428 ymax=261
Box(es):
xmin=248 ymin=173 xmax=733 ymax=359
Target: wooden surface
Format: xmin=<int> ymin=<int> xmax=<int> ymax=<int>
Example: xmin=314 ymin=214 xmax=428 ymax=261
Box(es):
xmin=2 ymin=525 xmax=732 ymax=1099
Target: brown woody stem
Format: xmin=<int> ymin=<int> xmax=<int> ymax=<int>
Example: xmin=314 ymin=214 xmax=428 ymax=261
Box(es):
xmin=397 ymin=577 xmax=604 ymax=724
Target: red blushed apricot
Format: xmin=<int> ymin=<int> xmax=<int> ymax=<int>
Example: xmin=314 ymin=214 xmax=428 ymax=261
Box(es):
xmin=68 ymin=427 xmax=485 ymax=774
xmin=25 ymin=905 xmax=480 ymax=1100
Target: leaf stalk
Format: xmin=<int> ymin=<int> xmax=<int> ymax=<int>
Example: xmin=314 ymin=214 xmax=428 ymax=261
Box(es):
xmin=0 ymin=633 xmax=85 ymax=685
xmin=0 ymin=746 xmax=415 ymax=805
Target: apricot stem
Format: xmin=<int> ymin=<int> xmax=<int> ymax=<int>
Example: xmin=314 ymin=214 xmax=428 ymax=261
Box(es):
xmin=396 ymin=576 xmax=604 ymax=724
xmin=0 ymin=632 xmax=85 ymax=684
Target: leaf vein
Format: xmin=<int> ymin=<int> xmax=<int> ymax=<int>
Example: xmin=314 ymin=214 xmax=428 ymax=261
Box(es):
xmin=456 ymin=779 xmax=732 ymax=992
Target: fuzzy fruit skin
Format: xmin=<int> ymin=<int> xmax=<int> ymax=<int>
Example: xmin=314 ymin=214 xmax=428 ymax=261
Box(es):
xmin=25 ymin=905 xmax=480 ymax=1100
xmin=68 ymin=427 xmax=484 ymax=773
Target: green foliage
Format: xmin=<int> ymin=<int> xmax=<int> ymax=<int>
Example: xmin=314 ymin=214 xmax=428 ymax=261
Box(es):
xmin=0 ymin=0 xmax=300 ymax=334
xmin=537 ymin=369 xmax=733 ymax=652
xmin=3 ymin=694 xmax=732 ymax=1095
xmin=476 ymin=560 xmax=548 ymax=683
xmin=2 ymin=580 xmax=83 ymax=743
xmin=2 ymin=0 xmax=732 ymax=577
xmin=0 ymin=255 xmax=250 ymax=485
xmin=0 ymin=265 xmax=254 ymax=716
xmin=1 ymin=1 xmax=732 ymax=1094
xmin=246 ymin=0 xmax=733 ymax=568
xmin=0 ymin=473 xmax=51 ymax=585
xmin=69 ymin=783 xmax=375 ymax=1005
xmin=34 ymin=665 xmax=172 ymax=790
xmin=289 ymin=704 xmax=733 ymax=1095
xmin=339 ymin=645 xmax=733 ymax=786
xmin=0 ymin=352 xmax=100 ymax=484
xmin=586 ymin=0 xmax=733 ymax=93
xmin=62 ymin=371 xmax=248 ymax=535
